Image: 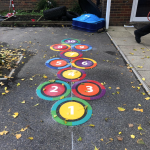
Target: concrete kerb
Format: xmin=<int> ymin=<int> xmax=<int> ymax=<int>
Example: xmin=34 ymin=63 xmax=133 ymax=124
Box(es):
xmin=106 ymin=32 xmax=150 ymax=95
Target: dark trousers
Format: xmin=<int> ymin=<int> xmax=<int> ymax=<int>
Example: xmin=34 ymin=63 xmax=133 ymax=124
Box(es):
xmin=135 ymin=23 xmax=150 ymax=37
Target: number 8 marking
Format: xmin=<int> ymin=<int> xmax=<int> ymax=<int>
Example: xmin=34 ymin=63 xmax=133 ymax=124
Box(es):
xmin=86 ymin=86 xmax=93 ymax=92
xmin=68 ymin=106 xmax=74 ymax=115
xmin=50 ymin=86 xmax=58 ymax=92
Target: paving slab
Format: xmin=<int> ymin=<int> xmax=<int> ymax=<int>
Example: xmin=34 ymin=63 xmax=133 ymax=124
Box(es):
xmin=108 ymin=31 xmax=133 ymax=38
xmin=138 ymin=71 xmax=150 ymax=87
xmin=0 ymin=27 xmax=150 ymax=150
xmin=118 ymin=45 xmax=150 ymax=56
xmin=108 ymin=26 xmax=127 ymax=31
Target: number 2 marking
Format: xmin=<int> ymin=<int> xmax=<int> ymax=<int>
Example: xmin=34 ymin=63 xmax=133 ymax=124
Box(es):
xmin=50 ymin=86 xmax=58 ymax=92
xmin=56 ymin=61 xmax=61 ymax=65
xmin=86 ymin=86 xmax=93 ymax=92
xmin=68 ymin=106 xmax=74 ymax=115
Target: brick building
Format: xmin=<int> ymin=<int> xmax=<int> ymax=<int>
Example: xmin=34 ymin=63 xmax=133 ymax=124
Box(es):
xmin=0 ymin=0 xmax=149 ymax=26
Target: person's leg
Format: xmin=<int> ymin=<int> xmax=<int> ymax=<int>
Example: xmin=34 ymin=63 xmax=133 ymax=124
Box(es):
xmin=134 ymin=23 xmax=150 ymax=43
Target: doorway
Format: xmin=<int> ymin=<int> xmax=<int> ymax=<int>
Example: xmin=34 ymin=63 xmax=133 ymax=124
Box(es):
xmin=130 ymin=0 xmax=150 ymax=22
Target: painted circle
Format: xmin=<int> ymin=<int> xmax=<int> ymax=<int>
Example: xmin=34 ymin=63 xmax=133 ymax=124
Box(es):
xmin=57 ymin=67 xmax=86 ymax=82
xmin=45 ymin=58 xmax=71 ymax=69
xmin=36 ymin=80 xmax=71 ymax=101
xmin=71 ymin=44 xmax=92 ymax=51
xmin=50 ymin=44 xmax=71 ymax=51
xmin=61 ymin=38 xmax=80 ymax=45
xmin=72 ymin=80 xmax=106 ymax=100
xmin=53 ymin=45 xmax=67 ymax=50
xmin=59 ymin=102 xmax=85 ymax=120
xmin=51 ymin=97 xmax=92 ymax=126
xmin=75 ymin=59 xmax=93 ymax=67
xmin=43 ymin=83 xmax=65 ymax=96
xmin=50 ymin=59 xmax=67 ymax=67
xmin=75 ymin=45 xmax=88 ymax=50
xmin=62 ymin=70 xmax=81 ymax=79
xmin=60 ymin=50 xmax=83 ymax=60
xmin=77 ymin=83 xmax=99 ymax=96
xmin=71 ymin=58 xmax=97 ymax=69
xmin=64 ymin=52 xmax=79 ymax=57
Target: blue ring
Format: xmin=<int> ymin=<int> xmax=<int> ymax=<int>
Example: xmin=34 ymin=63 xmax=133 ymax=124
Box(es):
xmin=71 ymin=44 xmax=92 ymax=51
xmin=45 ymin=58 xmax=71 ymax=69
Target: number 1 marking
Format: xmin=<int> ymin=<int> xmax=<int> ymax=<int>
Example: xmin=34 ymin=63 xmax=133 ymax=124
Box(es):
xmin=68 ymin=106 xmax=74 ymax=115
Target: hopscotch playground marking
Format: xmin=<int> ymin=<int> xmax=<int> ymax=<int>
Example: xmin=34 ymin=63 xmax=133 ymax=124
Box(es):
xmin=36 ymin=38 xmax=106 ymax=126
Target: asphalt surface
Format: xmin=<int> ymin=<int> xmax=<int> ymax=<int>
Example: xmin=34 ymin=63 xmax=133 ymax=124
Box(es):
xmin=0 ymin=27 xmax=150 ymax=150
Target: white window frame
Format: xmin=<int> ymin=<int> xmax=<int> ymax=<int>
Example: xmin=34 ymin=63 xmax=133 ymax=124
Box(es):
xmin=130 ymin=0 xmax=149 ymax=22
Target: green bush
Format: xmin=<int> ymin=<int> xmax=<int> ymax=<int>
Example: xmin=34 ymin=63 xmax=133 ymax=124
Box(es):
xmin=70 ymin=1 xmax=83 ymax=15
xmin=36 ymin=0 xmax=58 ymax=10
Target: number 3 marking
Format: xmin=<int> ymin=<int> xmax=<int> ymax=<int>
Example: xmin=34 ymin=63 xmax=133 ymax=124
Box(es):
xmin=50 ymin=86 xmax=58 ymax=92
xmin=68 ymin=106 xmax=74 ymax=115
xmin=86 ymin=86 xmax=93 ymax=92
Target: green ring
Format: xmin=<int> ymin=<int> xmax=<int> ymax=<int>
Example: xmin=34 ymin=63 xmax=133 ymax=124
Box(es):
xmin=36 ymin=80 xmax=71 ymax=101
xmin=51 ymin=97 xmax=92 ymax=126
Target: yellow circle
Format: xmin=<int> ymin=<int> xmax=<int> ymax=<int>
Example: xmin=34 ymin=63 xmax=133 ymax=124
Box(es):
xmin=64 ymin=52 xmax=79 ymax=57
xmin=62 ymin=70 xmax=81 ymax=79
xmin=59 ymin=102 xmax=85 ymax=120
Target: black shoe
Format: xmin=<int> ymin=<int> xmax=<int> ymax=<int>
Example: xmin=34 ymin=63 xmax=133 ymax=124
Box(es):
xmin=134 ymin=30 xmax=141 ymax=43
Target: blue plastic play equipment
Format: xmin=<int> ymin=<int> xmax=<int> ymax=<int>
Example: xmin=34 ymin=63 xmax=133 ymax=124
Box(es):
xmin=72 ymin=14 xmax=105 ymax=32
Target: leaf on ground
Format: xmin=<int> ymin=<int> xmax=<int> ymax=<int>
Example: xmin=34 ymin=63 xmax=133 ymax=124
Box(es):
xmin=12 ymin=112 xmax=19 ymax=118
xmin=34 ymin=103 xmax=39 ymax=107
xmin=4 ymin=87 xmax=7 ymax=91
xmin=130 ymin=134 xmax=135 ymax=139
xmin=29 ymin=78 xmax=33 ymax=80
xmin=0 ymin=130 xmax=9 ymax=135
xmin=89 ymin=124 xmax=95 ymax=127
xmin=28 ymin=137 xmax=33 ymax=140
xmin=2 ymin=93 xmax=6 ymax=95
xmin=142 ymin=78 xmax=145 ymax=81
xmin=117 ymin=136 xmax=123 ymax=141
xmin=5 ymin=90 xmax=9 ymax=93
xmin=138 ymin=125 xmax=143 ymax=130
xmin=116 ymin=91 xmax=120 ymax=94
xmin=94 ymin=146 xmax=99 ymax=150
xmin=78 ymin=137 xmax=82 ymax=141
xmin=108 ymin=87 xmax=111 ymax=89
xmin=116 ymin=87 xmax=120 ymax=90
xmin=17 ymin=83 xmax=20 ymax=86
xmin=145 ymin=97 xmax=150 ymax=100
xmin=20 ymin=127 xmax=28 ymax=132
xmin=137 ymin=86 xmax=140 ymax=90
xmin=118 ymin=107 xmax=125 ymax=111
xmin=100 ymin=138 xmax=104 ymax=141
xmin=138 ymin=104 xmax=141 ymax=106
xmin=118 ymin=132 xmax=122 ymax=135
xmin=16 ymin=134 xmax=21 ymax=139
xmin=137 ymin=139 xmax=145 ymax=144
xmin=128 ymin=124 xmax=134 ymax=128
xmin=43 ymin=75 xmax=48 ymax=78
xmin=0 ymin=82 xmax=4 ymax=86
xmin=84 ymin=105 xmax=88 ymax=109
xmin=54 ymin=115 xmax=57 ymax=118
xmin=21 ymin=100 xmax=25 ymax=103
xmin=133 ymin=108 xmax=143 ymax=112
xmin=142 ymin=92 xmax=146 ymax=95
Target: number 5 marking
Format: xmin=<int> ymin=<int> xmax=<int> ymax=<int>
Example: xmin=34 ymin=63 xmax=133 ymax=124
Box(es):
xmin=50 ymin=86 xmax=58 ymax=92
xmin=86 ymin=86 xmax=93 ymax=92
xmin=56 ymin=61 xmax=61 ymax=65
xmin=68 ymin=106 xmax=74 ymax=115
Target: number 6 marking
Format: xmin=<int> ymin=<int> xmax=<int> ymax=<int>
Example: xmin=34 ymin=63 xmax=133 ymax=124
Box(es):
xmin=68 ymin=106 xmax=74 ymax=115
xmin=50 ymin=86 xmax=58 ymax=92
xmin=82 ymin=61 xmax=88 ymax=65
xmin=86 ymin=86 xmax=93 ymax=92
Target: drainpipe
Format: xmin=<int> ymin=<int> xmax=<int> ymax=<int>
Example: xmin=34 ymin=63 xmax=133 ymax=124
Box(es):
xmin=106 ymin=0 xmax=111 ymax=29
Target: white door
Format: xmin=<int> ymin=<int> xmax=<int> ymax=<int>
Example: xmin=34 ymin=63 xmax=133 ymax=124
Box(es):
xmin=130 ymin=0 xmax=150 ymax=22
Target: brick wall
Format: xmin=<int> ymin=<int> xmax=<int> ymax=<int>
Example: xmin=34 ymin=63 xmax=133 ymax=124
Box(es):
xmin=0 ymin=0 xmax=76 ymax=11
xmin=102 ymin=0 xmax=133 ymax=26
